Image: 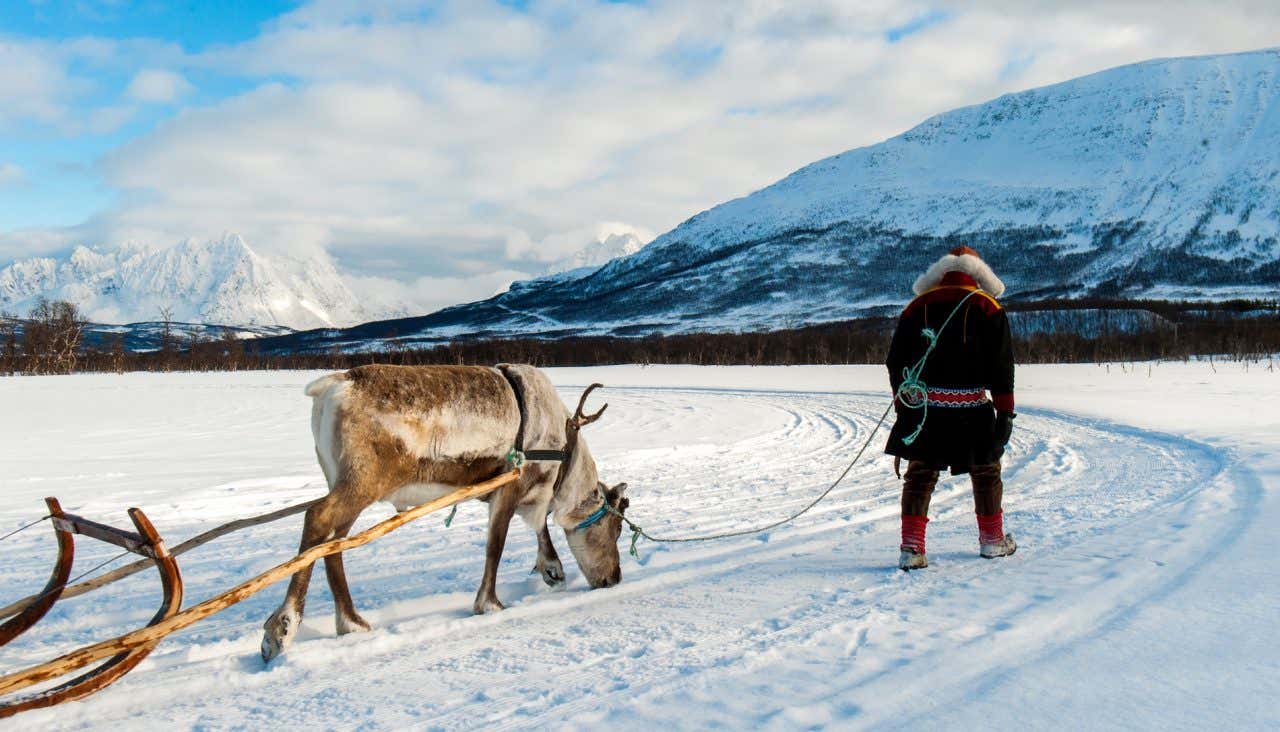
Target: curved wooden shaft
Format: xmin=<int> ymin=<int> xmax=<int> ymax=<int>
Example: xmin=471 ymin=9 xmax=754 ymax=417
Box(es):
xmin=0 ymin=498 xmax=74 ymax=648
xmin=0 ymin=507 xmax=183 ymax=719
xmin=0 ymin=470 xmax=517 ymax=706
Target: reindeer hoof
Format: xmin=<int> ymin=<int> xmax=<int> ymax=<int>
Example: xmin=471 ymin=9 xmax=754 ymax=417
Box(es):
xmin=261 ymin=635 xmax=284 ymax=663
xmin=336 ymin=612 xmax=372 ymax=636
xmin=534 ymin=559 xmax=565 ymax=587
xmin=472 ymin=596 xmax=505 ymax=615
xmin=261 ymin=606 xmax=299 ymax=662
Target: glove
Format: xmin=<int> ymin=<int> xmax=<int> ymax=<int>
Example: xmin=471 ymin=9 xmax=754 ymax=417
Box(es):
xmin=994 ymin=411 xmax=1016 ymax=448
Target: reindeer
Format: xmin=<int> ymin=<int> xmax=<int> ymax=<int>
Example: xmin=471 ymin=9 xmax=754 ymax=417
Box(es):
xmin=260 ymin=363 xmax=629 ymax=661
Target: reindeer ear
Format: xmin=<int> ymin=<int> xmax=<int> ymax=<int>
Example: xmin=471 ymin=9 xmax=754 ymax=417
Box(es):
xmin=611 ymin=482 xmax=628 ymax=498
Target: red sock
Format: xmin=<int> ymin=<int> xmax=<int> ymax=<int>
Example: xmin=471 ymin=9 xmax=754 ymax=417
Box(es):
xmin=977 ymin=512 xmax=1004 ymax=544
xmin=901 ymin=515 xmax=928 ymax=553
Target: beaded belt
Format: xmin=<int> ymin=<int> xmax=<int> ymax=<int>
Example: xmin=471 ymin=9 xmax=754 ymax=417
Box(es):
xmin=926 ymin=387 xmax=989 ymax=408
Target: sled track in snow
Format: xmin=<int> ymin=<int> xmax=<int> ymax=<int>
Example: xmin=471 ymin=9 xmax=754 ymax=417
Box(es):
xmin=0 ymin=384 xmax=1246 ymax=730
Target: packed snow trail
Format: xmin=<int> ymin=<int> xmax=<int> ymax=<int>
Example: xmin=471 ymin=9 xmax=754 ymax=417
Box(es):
xmin=0 ymin=367 xmax=1271 ymax=729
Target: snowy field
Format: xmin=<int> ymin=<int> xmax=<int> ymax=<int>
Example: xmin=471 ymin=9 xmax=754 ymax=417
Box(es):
xmin=1 ymin=363 xmax=1276 ymax=730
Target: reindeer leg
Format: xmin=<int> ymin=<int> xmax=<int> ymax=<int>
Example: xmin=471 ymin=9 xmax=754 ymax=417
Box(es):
xmin=473 ymin=484 xmax=520 ymax=615
xmin=324 ymin=515 xmax=372 ymax=636
xmin=262 ymin=493 xmax=351 ymax=661
xmin=532 ymin=519 xmax=565 ymax=587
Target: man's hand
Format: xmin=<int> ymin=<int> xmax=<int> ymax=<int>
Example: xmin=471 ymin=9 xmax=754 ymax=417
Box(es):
xmin=994 ymin=411 xmax=1016 ymax=447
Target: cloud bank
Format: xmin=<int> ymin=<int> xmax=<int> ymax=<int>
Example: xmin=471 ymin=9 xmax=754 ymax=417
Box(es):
xmin=3 ymin=0 xmax=1279 ymax=314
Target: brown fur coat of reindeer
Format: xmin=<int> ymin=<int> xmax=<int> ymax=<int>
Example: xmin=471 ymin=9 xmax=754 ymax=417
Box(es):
xmin=260 ymin=363 xmax=628 ymax=661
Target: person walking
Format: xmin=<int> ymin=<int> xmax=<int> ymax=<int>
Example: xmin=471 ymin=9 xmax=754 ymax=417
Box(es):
xmin=885 ymin=245 xmax=1018 ymax=570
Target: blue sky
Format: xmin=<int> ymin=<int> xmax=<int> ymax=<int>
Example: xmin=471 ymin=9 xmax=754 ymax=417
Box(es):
xmin=2 ymin=1 xmax=1276 ymax=313
xmin=7 ymin=1 xmax=297 ymax=48
xmin=1 ymin=1 xmax=297 ymax=231
xmin=3 ymin=1 xmax=293 ymax=46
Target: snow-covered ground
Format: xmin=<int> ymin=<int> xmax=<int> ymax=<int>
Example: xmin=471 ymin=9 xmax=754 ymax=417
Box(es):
xmin=0 ymin=363 xmax=1275 ymax=729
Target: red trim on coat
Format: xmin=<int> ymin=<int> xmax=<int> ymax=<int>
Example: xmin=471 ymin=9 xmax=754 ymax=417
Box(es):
xmin=992 ymin=393 xmax=1015 ymax=413
xmin=926 ymin=388 xmax=988 ymax=406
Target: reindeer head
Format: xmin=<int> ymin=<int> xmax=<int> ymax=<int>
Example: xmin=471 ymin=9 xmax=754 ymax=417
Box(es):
xmin=559 ymin=383 xmax=628 ymax=589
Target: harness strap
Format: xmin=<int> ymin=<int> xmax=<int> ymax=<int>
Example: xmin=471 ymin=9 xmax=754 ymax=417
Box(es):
xmin=523 ymin=449 xmax=568 ymax=462
xmin=500 ymin=364 xmax=530 ymax=454
xmin=498 ymin=365 xmax=570 ymax=466
xmin=497 ymin=365 xmax=606 ymax=532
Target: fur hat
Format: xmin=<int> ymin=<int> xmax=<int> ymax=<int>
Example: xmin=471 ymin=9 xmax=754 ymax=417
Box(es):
xmin=912 ymin=245 xmax=1005 ymax=297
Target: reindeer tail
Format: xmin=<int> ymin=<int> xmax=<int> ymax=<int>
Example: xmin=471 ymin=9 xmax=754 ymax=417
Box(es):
xmin=304 ymin=373 xmax=348 ymax=398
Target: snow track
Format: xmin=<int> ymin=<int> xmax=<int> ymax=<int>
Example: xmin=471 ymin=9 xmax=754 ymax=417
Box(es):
xmin=0 ymin=370 xmax=1258 ymax=729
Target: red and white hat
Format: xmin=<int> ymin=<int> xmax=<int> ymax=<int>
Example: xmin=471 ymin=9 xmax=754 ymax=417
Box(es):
xmin=912 ymin=245 xmax=1006 ymax=297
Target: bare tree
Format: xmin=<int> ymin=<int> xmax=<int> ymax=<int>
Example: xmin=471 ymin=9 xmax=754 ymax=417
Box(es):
xmin=157 ymin=305 xmax=175 ymax=371
xmin=107 ymin=332 xmax=127 ymax=374
xmin=220 ymin=327 xmax=244 ymax=371
xmin=23 ymin=298 xmax=86 ymax=374
xmin=185 ymin=328 xmax=205 ymax=370
xmin=0 ymin=311 xmax=17 ymax=376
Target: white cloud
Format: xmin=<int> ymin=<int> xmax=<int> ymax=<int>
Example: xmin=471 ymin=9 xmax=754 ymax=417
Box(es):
xmin=126 ymin=69 xmax=193 ymax=103
xmin=345 ymin=269 xmax=531 ymax=315
xmin=0 ymin=163 xmax=25 ymax=187
xmin=0 ymin=36 xmax=181 ymax=132
xmin=0 ymin=40 xmax=72 ymax=128
xmin=9 ymin=0 xmax=1280 ymax=314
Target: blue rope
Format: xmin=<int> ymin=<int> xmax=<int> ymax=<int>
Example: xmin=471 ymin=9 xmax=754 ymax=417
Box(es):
xmin=575 ymin=505 xmax=609 ymax=531
xmin=605 ymin=289 xmax=986 ymax=559
xmin=895 ymin=289 xmax=981 ymax=446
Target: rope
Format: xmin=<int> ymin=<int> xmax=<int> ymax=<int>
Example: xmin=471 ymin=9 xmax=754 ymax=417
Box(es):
xmin=609 ymin=401 xmax=894 ymax=559
xmin=0 ymin=515 xmax=50 ymax=543
xmin=16 ymin=549 xmax=133 ymax=611
xmin=608 ymin=289 xmax=983 ymax=559
xmin=65 ymin=550 xmax=133 ymax=589
xmin=895 ymin=289 xmax=979 ymax=446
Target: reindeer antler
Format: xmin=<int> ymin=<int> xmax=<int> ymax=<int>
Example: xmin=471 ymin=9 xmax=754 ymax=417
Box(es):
xmin=570 ymin=383 xmax=608 ymax=428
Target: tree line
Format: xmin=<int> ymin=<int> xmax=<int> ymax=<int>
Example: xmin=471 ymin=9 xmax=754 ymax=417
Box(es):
xmin=2 ymin=297 xmax=1278 ymax=377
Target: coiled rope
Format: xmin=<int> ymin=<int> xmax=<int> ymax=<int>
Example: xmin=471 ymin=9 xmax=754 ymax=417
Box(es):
xmin=896 ymin=289 xmax=979 ymax=446
xmin=608 ymin=289 xmax=982 ymax=559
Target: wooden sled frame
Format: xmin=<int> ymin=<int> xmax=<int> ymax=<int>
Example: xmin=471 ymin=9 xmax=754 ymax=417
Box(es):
xmin=0 ymin=470 xmax=519 ymax=719
xmin=0 ymin=498 xmax=183 ymax=718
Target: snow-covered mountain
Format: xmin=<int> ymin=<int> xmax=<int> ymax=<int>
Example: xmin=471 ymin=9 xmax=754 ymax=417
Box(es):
xmin=259 ymin=48 xmax=1280 ymax=352
xmin=543 ymin=231 xmax=646 ymax=277
xmin=0 ymin=235 xmax=400 ymax=329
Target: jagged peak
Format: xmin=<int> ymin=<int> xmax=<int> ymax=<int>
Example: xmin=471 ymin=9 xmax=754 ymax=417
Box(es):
xmin=0 ymin=235 xmax=400 ymax=328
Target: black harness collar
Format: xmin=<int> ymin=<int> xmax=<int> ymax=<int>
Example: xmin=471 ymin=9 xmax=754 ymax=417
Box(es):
xmin=498 ymin=365 xmax=567 ymax=464
xmin=497 ymin=365 xmax=611 ymax=531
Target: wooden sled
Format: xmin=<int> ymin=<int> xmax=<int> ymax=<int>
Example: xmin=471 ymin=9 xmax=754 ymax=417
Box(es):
xmin=0 ymin=499 xmax=183 ymax=718
xmin=0 ymin=470 xmax=519 ymax=719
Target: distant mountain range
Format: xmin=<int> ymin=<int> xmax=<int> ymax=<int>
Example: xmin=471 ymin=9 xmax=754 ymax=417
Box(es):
xmin=254 ymin=47 xmax=1280 ymax=354
xmin=543 ymin=231 xmax=646 ymax=277
xmin=0 ymin=234 xmax=400 ymax=330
